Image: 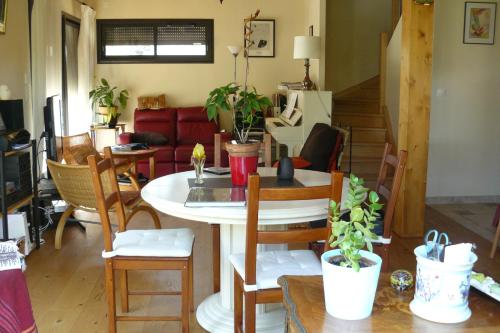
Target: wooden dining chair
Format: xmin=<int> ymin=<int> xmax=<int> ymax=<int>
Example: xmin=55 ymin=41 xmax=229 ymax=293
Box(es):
xmin=87 ymin=153 xmax=195 ymax=333
xmin=489 ymin=204 xmax=500 ymax=258
xmin=211 ymin=132 xmax=272 ymax=293
xmin=373 ymin=143 xmax=408 ymax=271
xmin=231 ymin=171 xmax=343 ymax=333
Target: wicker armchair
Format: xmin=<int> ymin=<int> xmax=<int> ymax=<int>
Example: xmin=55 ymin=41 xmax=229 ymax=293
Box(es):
xmin=47 ymin=160 xmax=161 ymax=250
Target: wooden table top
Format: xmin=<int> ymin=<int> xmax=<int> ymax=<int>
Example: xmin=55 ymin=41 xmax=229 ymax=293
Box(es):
xmin=278 ymin=274 xmax=500 ymax=333
xmin=110 ymin=148 xmax=158 ymax=159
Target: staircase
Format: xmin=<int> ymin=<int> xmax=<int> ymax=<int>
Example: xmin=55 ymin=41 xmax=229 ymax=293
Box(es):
xmin=332 ymin=76 xmax=391 ymax=188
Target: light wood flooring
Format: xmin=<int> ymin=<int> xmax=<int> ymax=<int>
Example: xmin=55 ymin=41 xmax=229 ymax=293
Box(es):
xmin=25 ymin=206 xmax=500 ymax=333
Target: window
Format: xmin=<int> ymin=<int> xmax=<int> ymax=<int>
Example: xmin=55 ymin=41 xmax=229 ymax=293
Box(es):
xmin=97 ymin=19 xmax=214 ymax=64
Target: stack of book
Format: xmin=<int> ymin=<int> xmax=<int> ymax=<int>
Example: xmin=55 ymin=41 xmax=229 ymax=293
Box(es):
xmin=277 ymin=82 xmax=304 ymax=91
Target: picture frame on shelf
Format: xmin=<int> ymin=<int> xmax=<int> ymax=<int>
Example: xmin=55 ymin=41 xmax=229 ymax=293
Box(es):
xmin=463 ymin=2 xmax=497 ymax=45
xmin=0 ymin=0 xmax=7 ymax=34
xmin=244 ymin=19 xmax=275 ymax=57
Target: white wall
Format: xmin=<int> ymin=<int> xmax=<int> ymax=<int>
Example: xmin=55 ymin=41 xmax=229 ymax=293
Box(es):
xmin=385 ymin=19 xmax=402 ymax=143
xmin=427 ymin=0 xmax=500 ymax=198
xmin=325 ymin=0 xmax=392 ymax=93
xmin=96 ymin=0 xmax=314 ymax=131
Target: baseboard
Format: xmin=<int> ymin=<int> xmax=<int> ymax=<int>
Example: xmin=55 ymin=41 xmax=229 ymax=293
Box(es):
xmin=426 ymin=195 xmax=500 ymax=205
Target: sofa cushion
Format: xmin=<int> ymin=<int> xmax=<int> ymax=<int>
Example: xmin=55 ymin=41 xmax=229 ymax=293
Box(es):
xmin=300 ymin=123 xmax=339 ymax=172
xmin=134 ymin=108 xmax=177 ymax=145
xmin=132 ymin=131 xmax=168 ymax=145
xmin=175 ymin=144 xmax=214 ymax=163
xmin=177 ymin=107 xmax=218 ymax=145
xmin=150 ymin=145 xmax=174 ymax=163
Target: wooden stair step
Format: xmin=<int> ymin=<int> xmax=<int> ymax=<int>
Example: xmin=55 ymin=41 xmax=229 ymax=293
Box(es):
xmin=332 ymin=113 xmax=385 ymax=129
xmin=350 ymin=128 xmax=387 ymax=143
xmin=341 ymin=158 xmax=381 ymax=174
xmin=343 ymin=143 xmax=385 ymax=159
xmin=334 ymin=100 xmax=380 ymax=114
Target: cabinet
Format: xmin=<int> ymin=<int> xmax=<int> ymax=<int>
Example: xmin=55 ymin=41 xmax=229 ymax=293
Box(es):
xmin=0 ymin=140 xmax=40 ymax=248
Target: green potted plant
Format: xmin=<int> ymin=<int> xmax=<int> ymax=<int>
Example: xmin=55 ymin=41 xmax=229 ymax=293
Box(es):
xmin=89 ymin=78 xmax=129 ymax=128
xmin=321 ymin=174 xmax=383 ymax=320
xmin=204 ymin=10 xmax=272 ymax=185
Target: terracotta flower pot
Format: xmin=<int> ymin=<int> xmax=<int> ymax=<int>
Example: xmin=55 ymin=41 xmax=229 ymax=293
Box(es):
xmin=225 ymin=141 xmax=260 ymax=186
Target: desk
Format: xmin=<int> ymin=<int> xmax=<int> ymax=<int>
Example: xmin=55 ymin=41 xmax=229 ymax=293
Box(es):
xmin=141 ymin=168 xmax=349 ymax=333
xmin=278 ymin=274 xmax=500 ymax=333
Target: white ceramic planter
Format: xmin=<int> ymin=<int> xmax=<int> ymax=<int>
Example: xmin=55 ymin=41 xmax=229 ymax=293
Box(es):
xmin=321 ymin=249 xmax=382 ymax=320
xmin=410 ymin=245 xmax=477 ymax=323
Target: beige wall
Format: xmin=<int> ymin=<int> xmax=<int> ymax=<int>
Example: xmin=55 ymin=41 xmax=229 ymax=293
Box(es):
xmin=95 ymin=0 xmax=310 ymax=131
xmin=427 ymin=0 xmax=500 ymax=198
xmin=325 ymin=0 xmax=392 ymax=93
xmin=385 ymin=18 xmax=401 ymax=143
xmin=0 ymin=0 xmax=30 ymax=128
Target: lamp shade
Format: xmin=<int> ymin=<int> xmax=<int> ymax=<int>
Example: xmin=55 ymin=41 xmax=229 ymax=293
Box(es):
xmin=293 ymin=36 xmax=321 ymax=60
xmin=227 ymin=45 xmax=242 ymax=56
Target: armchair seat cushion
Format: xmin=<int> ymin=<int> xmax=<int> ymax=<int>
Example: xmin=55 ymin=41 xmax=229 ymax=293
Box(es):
xmin=230 ymin=250 xmax=321 ymax=290
xmin=103 ymin=228 xmax=195 ymax=258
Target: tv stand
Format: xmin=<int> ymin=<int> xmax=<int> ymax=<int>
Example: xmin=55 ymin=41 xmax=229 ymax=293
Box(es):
xmin=0 ymin=140 xmax=40 ymax=249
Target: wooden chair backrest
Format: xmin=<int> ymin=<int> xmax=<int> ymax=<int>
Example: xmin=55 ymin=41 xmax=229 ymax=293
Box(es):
xmin=46 ymin=159 xmax=113 ymax=211
xmin=62 ymin=132 xmax=102 ymax=165
xmin=87 ymin=150 xmax=128 ymax=253
xmin=214 ymin=133 xmax=272 ymax=167
xmin=375 ymin=143 xmax=408 ymax=238
xmin=244 ymin=171 xmax=343 ymax=287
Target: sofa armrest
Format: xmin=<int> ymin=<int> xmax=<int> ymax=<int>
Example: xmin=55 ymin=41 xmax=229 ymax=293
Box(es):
xmin=118 ymin=132 xmax=133 ymax=144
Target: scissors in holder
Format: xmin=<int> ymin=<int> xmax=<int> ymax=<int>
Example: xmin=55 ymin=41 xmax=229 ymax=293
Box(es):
xmin=424 ymin=229 xmax=450 ymax=261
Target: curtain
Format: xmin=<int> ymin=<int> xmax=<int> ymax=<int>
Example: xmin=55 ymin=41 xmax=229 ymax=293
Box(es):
xmin=76 ymin=4 xmax=96 ymax=133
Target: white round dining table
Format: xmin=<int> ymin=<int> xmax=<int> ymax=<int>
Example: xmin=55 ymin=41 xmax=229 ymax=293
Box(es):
xmin=141 ymin=168 xmax=349 ymax=333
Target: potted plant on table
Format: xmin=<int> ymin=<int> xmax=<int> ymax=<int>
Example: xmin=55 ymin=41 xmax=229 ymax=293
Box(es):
xmin=321 ymin=174 xmax=383 ymax=320
xmin=89 ymin=78 xmax=129 ymax=128
xmin=204 ymin=10 xmax=272 ymax=186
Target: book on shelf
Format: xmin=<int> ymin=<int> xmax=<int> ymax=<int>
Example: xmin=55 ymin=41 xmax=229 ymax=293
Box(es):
xmin=184 ymin=187 xmax=246 ymax=208
xmin=278 ymin=82 xmax=305 ymax=91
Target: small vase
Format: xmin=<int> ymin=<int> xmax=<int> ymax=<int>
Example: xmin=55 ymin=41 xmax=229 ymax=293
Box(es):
xmin=193 ymin=157 xmax=206 ymax=184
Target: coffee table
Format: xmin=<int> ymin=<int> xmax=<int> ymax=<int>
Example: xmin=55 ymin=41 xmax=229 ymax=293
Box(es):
xmin=278 ymin=274 xmax=500 ymax=332
xmin=111 ymin=148 xmax=158 ymax=188
xmin=141 ymin=168 xmax=350 ymax=333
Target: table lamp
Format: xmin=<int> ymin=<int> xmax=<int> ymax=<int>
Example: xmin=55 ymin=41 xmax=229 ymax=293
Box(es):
xmin=293 ymin=36 xmax=321 ymax=90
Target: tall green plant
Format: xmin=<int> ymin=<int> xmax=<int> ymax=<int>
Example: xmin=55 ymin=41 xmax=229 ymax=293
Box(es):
xmin=328 ymin=174 xmax=383 ymax=272
xmin=204 ymin=10 xmax=272 ymax=143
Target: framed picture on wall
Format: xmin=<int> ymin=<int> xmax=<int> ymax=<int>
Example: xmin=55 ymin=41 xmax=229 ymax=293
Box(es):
xmin=0 ymin=0 xmax=7 ymax=33
xmin=463 ymin=2 xmax=497 ymax=45
xmin=245 ymin=19 xmax=275 ymax=57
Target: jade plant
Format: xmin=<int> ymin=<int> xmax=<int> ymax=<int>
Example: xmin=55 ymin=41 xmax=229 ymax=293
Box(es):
xmin=328 ymin=174 xmax=383 ymax=272
xmin=204 ymin=10 xmax=272 ymax=143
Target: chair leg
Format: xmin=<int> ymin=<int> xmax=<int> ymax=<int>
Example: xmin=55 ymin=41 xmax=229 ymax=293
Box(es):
xmin=211 ymin=224 xmax=220 ymax=293
xmin=490 ymin=217 xmax=500 ymax=259
xmin=181 ymin=266 xmax=190 ymax=333
xmin=234 ymin=272 xmax=243 ymax=333
xmin=381 ymin=245 xmax=390 ymax=272
xmin=120 ymin=270 xmax=129 ymax=313
xmin=105 ymin=259 xmax=117 ymax=333
xmin=189 ymin=254 xmax=194 ymax=312
xmin=244 ymin=291 xmax=256 ymax=333
xmin=54 ymin=206 xmax=75 ymax=250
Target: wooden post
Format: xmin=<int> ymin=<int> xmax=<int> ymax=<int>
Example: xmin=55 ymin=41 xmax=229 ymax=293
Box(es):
xmin=392 ymin=0 xmax=401 ymax=34
xmin=394 ymin=0 xmax=434 ymax=237
xmin=379 ymin=32 xmax=388 ymax=114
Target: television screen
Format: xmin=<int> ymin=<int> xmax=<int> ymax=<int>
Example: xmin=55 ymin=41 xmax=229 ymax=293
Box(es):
xmin=43 ymin=95 xmax=64 ymax=162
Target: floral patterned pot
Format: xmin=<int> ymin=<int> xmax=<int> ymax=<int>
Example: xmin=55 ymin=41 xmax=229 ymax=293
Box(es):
xmin=410 ymin=245 xmax=477 ymax=323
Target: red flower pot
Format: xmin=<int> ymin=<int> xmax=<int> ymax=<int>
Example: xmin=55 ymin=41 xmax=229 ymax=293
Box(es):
xmin=225 ymin=141 xmax=260 ymax=186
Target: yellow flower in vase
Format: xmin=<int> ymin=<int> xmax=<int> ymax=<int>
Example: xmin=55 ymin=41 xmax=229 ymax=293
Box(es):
xmin=192 ymin=143 xmax=206 ymax=184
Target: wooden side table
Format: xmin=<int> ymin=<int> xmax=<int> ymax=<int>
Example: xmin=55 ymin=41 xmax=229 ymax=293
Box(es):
xmin=278 ymin=274 xmax=500 ymax=333
xmin=110 ymin=148 xmax=158 ymax=189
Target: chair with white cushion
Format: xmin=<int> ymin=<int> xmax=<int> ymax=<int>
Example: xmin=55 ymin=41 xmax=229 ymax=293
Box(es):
xmin=86 ymin=153 xmax=194 ymax=333
xmin=230 ymin=171 xmax=343 ymax=333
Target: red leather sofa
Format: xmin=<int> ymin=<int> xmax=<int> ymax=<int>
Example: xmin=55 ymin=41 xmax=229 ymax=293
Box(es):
xmin=119 ymin=107 xmax=225 ymax=178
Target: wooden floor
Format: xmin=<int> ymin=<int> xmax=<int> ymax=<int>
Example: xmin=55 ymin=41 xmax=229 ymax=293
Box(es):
xmin=25 ymin=206 xmax=500 ymax=333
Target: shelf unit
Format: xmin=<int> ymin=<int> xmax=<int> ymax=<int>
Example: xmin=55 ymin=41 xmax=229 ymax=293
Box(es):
xmin=0 ymin=140 xmax=40 ymax=248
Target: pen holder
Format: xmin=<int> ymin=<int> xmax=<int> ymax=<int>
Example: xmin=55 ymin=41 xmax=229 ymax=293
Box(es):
xmin=410 ymin=245 xmax=477 ymax=323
